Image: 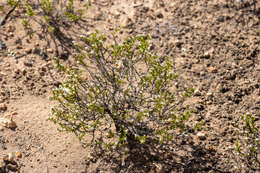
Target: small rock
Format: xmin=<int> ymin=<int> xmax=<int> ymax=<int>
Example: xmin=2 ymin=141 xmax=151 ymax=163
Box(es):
xmin=15 ymin=151 xmax=22 ymax=158
xmin=16 ymin=45 xmax=23 ymax=49
xmin=206 ymin=92 xmax=213 ymax=96
xmin=24 ymin=48 xmax=32 ymax=54
xmin=112 ymin=9 xmax=120 ymax=17
xmin=201 ymin=52 xmax=210 ymax=59
xmin=255 ymin=65 xmax=260 ymax=71
xmin=208 ymin=67 xmax=217 ymax=73
xmin=4 ymin=153 xmax=15 ymax=162
xmin=47 ymin=48 xmax=53 ymax=53
xmin=9 ymin=32 xmax=14 ymax=37
xmin=197 ymin=132 xmax=206 ymax=140
xmin=169 ymin=2 xmax=176 ymax=7
xmin=0 ymin=103 xmax=7 ymax=111
xmin=194 ymin=89 xmax=201 ymax=96
xmin=0 ymin=113 xmax=17 ymax=129
xmin=200 ymin=48 xmax=214 ymax=59
xmin=216 ymin=84 xmax=222 ymax=92
xmin=155 ymin=163 xmax=164 ymax=173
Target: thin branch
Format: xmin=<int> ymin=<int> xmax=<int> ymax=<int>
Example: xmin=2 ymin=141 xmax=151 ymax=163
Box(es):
xmin=0 ymin=1 xmax=20 ymax=26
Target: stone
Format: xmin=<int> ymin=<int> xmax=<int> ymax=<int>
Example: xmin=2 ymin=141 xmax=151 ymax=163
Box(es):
xmin=255 ymin=65 xmax=260 ymax=71
xmin=3 ymin=153 xmax=15 ymax=162
xmin=200 ymin=48 xmax=214 ymax=59
xmin=206 ymin=92 xmax=213 ymax=96
xmin=194 ymin=89 xmax=201 ymax=96
xmin=0 ymin=113 xmax=17 ymax=129
xmin=197 ymin=132 xmax=206 ymax=140
xmin=16 ymin=45 xmax=23 ymax=49
xmin=24 ymin=48 xmax=32 ymax=54
xmin=47 ymin=48 xmax=53 ymax=53
xmin=208 ymin=67 xmax=217 ymax=73
xmin=216 ymin=84 xmax=222 ymax=92
xmin=169 ymin=2 xmax=176 ymax=7
xmin=155 ymin=163 xmax=164 ymax=173
xmin=0 ymin=103 xmax=7 ymax=111
xmin=15 ymin=151 xmax=22 ymax=158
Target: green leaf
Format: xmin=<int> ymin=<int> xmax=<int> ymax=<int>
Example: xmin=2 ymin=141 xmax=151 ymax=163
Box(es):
xmin=25 ymin=3 xmax=34 ymax=16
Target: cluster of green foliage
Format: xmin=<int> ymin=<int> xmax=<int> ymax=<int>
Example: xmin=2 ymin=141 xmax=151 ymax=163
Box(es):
xmin=6 ymin=0 xmax=89 ymax=51
xmin=50 ymin=31 xmax=194 ymax=150
xmin=235 ymin=113 xmax=260 ymax=170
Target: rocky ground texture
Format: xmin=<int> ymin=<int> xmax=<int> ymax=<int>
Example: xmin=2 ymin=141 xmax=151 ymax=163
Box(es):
xmin=0 ymin=0 xmax=259 ymax=172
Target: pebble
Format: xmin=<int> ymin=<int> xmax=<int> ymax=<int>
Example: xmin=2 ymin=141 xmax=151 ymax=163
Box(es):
xmin=0 ymin=103 xmax=7 ymax=111
xmin=197 ymin=132 xmax=207 ymax=140
xmin=16 ymin=45 xmax=23 ymax=49
xmin=3 ymin=153 xmax=15 ymax=162
xmin=206 ymin=92 xmax=213 ymax=96
xmin=0 ymin=112 xmax=17 ymax=129
xmin=9 ymin=32 xmax=14 ymax=37
xmin=194 ymin=89 xmax=201 ymax=96
xmin=216 ymin=84 xmax=222 ymax=92
xmin=200 ymin=52 xmax=210 ymax=59
xmin=255 ymin=65 xmax=260 ymax=71
xmin=208 ymin=67 xmax=217 ymax=73
xmin=47 ymin=48 xmax=53 ymax=53
xmin=24 ymin=48 xmax=32 ymax=54
xmin=200 ymin=48 xmax=214 ymax=59
xmin=15 ymin=151 xmax=22 ymax=158
xmin=155 ymin=163 xmax=164 ymax=173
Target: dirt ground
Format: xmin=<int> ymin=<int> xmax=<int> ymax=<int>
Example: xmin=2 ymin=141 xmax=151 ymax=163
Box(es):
xmin=0 ymin=0 xmax=259 ymax=172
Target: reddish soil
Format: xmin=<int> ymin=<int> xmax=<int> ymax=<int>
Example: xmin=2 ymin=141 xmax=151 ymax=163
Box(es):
xmin=0 ymin=0 xmax=259 ymax=172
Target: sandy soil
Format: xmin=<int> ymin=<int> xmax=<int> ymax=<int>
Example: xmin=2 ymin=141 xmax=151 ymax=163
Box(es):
xmin=0 ymin=0 xmax=259 ymax=172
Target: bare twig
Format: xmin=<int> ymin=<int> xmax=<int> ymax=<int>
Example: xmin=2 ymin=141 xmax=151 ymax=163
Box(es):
xmin=0 ymin=1 xmax=20 ymax=26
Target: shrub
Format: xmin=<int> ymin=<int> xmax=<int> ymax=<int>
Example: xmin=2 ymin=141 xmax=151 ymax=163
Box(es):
xmin=50 ymin=31 xmax=193 ymax=150
xmin=235 ymin=113 xmax=260 ymax=171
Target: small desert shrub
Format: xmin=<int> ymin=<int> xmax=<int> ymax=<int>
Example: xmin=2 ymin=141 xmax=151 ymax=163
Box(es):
xmin=50 ymin=31 xmax=194 ymax=150
xmin=235 ymin=113 xmax=260 ymax=170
